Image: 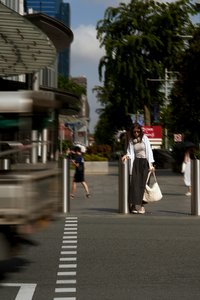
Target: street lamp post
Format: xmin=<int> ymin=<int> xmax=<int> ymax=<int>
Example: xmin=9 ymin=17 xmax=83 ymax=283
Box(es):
xmin=147 ymin=68 xmax=178 ymax=149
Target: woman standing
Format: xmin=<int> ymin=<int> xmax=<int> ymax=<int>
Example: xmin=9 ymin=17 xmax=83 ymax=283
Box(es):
xmin=122 ymin=123 xmax=155 ymax=214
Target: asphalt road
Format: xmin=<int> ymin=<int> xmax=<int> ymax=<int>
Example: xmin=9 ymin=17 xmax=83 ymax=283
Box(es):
xmin=1 ymin=164 xmax=200 ymax=300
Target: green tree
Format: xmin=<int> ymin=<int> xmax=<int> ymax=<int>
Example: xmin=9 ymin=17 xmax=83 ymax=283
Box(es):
xmin=58 ymin=75 xmax=86 ymax=97
xmin=95 ymin=0 xmax=196 ymax=140
xmin=169 ymin=26 xmax=200 ymax=144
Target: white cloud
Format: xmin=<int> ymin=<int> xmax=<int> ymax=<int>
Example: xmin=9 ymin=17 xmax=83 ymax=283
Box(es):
xmin=70 ymin=24 xmax=105 ymax=132
xmin=71 ymin=25 xmax=104 ymax=67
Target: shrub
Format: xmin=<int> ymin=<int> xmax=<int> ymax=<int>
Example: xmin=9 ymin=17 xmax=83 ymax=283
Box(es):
xmin=194 ymin=149 xmax=200 ymax=159
xmin=84 ymin=153 xmax=107 ymax=161
xmin=86 ymin=144 xmax=112 ymax=159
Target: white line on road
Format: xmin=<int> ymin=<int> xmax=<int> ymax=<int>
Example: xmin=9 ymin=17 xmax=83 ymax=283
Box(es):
xmin=59 ymin=264 xmax=77 ymax=268
xmin=64 ymin=225 xmax=78 ymax=231
xmin=57 ymin=271 xmax=76 ymax=276
xmin=53 ymin=297 xmax=76 ymax=300
xmin=60 ymin=257 xmax=77 ymax=261
xmin=61 ymin=251 xmax=77 ymax=255
xmin=1 ymin=283 xmax=37 ymax=300
xmin=62 ymin=245 xmax=77 ymax=249
xmin=56 ymin=280 xmax=76 ymax=284
xmin=55 ymin=287 xmax=76 ymax=292
xmin=64 ymin=226 xmax=77 ymax=231
xmin=63 ymin=240 xmax=77 ymax=244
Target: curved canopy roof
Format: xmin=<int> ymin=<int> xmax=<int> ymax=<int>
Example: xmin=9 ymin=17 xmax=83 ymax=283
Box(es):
xmin=0 ymin=3 xmax=56 ymax=77
xmin=25 ymin=13 xmax=73 ymax=52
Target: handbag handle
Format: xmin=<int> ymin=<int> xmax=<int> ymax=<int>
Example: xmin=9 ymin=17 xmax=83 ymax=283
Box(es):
xmin=146 ymin=171 xmax=157 ymax=184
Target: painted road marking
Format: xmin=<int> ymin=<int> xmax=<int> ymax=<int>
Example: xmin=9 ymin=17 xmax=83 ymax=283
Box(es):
xmin=57 ymin=271 xmax=76 ymax=276
xmin=63 ymin=240 xmax=77 ymax=244
xmin=62 ymin=247 xmax=77 ymax=250
xmin=56 ymin=280 xmax=76 ymax=284
xmin=65 ymin=220 xmax=77 ymax=223
xmin=53 ymin=297 xmax=76 ymax=300
xmin=62 ymin=245 xmax=77 ymax=249
xmin=59 ymin=264 xmax=77 ymax=268
xmin=1 ymin=283 xmax=36 ymax=300
xmin=60 ymin=257 xmax=77 ymax=261
xmin=55 ymin=287 xmax=76 ymax=292
xmin=64 ymin=227 xmax=77 ymax=229
xmin=61 ymin=251 xmax=77 ymax=255
xmin=54 ymin=216 xmax=78 ymax=300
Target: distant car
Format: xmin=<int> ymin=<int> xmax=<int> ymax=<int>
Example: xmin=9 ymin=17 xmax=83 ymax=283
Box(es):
xmin=153 ymin=149 xmax=175 ymax=169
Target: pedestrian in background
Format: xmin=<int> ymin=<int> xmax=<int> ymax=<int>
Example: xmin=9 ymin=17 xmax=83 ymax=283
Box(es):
xmin=182 ymin=148 xmax=193 ymax=196
xmin=122 ymin=123 xmax=155 ymax=214
xmin=70 ymin=146 xmax=90 ymax=199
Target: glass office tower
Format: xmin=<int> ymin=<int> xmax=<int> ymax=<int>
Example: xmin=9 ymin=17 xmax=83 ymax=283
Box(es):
xmin=24 ymin=0 xmax=60 ymax=18
xmin=24 ymin=0 xmax=71 ymax=77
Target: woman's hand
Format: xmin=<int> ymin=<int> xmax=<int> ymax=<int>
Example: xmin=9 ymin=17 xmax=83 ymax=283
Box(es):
xmin=149 ymin=165 xmax=155 ymax=172
xmin=122 ymin=154 xmax=128 ymax=162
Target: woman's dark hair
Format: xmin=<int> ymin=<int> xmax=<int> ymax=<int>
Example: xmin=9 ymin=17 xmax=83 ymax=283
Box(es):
xmin=129 ymin=122 xmax=144 ymax=141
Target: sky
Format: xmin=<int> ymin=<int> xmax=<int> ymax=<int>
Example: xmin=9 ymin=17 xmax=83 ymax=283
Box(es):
xmin=65 ymin=0 xmax=131 ymax=133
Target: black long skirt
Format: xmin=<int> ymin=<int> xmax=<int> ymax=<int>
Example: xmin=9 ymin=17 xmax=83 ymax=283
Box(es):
xmin=128 ymin=157 xmax=149 ymax=206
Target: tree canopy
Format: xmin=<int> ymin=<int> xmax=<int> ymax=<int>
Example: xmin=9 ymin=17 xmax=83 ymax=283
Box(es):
xmin=169 ymin=26 xmax=200 ymax=144
xmin=94 ymin=0 xmax=196 ymax=145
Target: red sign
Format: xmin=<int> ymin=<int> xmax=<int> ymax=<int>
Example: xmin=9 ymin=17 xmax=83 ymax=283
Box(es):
xmin=142 ymin=126 xmax=162 ymax=139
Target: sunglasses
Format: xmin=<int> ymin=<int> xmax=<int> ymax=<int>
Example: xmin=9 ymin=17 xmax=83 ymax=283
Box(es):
xmin=133 ymin=130 xmax=140 ymax=133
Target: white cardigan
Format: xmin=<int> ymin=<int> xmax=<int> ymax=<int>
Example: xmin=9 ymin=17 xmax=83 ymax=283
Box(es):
xmin=126 ymin=135 xmax=154 ymax=174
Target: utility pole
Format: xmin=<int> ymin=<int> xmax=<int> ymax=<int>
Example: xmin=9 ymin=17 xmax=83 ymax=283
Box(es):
xmin=148 ymin=68 xmax=177 ymax=149
xmin=164 ymin=68 xmax=169 ymax=149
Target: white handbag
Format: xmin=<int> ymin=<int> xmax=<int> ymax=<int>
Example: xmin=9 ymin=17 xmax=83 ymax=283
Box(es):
xmin=143 ymin=171 xmax=163 ymax=203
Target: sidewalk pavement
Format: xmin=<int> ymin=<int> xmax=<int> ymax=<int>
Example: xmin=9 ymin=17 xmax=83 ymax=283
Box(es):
xmin=11 ymin=160 xmax=195 ymax=217
xmin=69 ymin=162 xmax=192 ymax=217
xmin=69 ymin=163 xmax=200 ymax=300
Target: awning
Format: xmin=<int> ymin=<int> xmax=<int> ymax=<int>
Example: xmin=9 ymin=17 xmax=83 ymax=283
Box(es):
xmin=0 ymin=91 xmax=56 ymax=113
xmin=40 ymin=86 xmax=81 ymax=114
xmin=0 ymin=89 xmax=81 ymax=114
xmin=0 ymin=3 xmax=56 ymax=76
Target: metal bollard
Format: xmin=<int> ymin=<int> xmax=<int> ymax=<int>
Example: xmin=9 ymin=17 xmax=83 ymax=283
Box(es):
xmin=62 ymin=157 xmax=70 ymax=213
xmin=0 ymin=158 xmax=11 ymax=170
xmin=118 ymin=158 xmax=129 ymax=214
xmin=191 ymin=159 xmax=200 ymax=215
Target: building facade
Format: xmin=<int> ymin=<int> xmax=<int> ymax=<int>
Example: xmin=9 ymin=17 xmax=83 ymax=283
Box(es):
xmin=24 ymin=0 xmax=71 ymax=78
xmin=0 ymin=1 xmax=78 ymax=163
